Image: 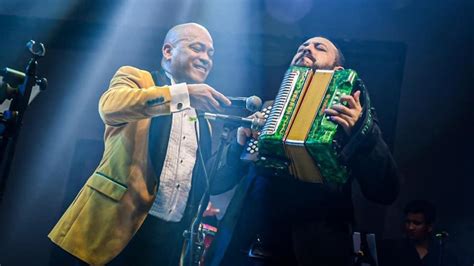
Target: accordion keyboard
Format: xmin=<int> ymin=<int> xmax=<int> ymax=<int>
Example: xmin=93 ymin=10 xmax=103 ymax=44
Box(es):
xmin=261 ymin=70 xmax=300 ymax=136
xmin=241 ymin=105 xmax=272 ymax=161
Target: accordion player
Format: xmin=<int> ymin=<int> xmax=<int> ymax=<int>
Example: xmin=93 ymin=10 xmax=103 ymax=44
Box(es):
xmin=244 ymin=65 xmax=372 ymax=184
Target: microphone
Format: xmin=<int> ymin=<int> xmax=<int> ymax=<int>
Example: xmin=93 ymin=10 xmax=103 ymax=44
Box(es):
xmin=202 ymin=112 xmax=265 ymax=130
xmin=435 ymin=231 xmax=449 ymax=240
xmin=227 ymin=96 xmax=262 ymax=112
xmin=1 ymin=68 xmax=25 ymax=87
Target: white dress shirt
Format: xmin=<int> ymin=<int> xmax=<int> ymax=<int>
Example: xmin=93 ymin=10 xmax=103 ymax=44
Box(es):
xmin=148 ymin=73 xmax=199 ymax=222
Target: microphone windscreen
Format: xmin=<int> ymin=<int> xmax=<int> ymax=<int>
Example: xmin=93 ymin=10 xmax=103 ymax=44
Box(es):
xmin=245 ymin=95 xmax=262 ymax=112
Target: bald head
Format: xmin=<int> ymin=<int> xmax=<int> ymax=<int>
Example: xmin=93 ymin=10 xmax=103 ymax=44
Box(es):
xmin=161 ymin=23 xmax=214 ymax=83
xmin=163 ymin=23 xmax=213 ymax=46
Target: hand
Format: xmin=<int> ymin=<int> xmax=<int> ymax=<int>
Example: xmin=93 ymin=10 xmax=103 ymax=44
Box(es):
xmin=187 ymin=84 xmax=231 ymax=113
xmin=324 ymin=90 xmax=362 ymax=135
xmin=237 ymin=112 xmax=264 ymax=146
xmin=203 ymin=202 xmax=220 ymax=217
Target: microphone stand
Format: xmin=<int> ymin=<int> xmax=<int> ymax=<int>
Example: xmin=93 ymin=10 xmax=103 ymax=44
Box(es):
xmin=182 ymin=122 xmax=237 ymax=266
xmin=436 ymin=231 xmax=448 ymax=266
xmin=0 ymin=40 xmax=46 ymax=203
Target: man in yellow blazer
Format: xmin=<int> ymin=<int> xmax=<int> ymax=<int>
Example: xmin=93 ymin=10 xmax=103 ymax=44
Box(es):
xmin=48 ymin=23 xmax=231 ymax=265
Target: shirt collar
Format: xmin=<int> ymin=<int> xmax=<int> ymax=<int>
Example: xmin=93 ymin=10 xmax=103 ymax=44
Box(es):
xmin=164 ymin=71 xmax=176 ymax=85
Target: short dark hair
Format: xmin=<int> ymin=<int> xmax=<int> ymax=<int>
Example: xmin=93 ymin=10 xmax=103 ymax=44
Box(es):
xmin=404 ymin=200 xmax=437 ymax=225
xmin=333 ymin=44 xmax=345 ymax=67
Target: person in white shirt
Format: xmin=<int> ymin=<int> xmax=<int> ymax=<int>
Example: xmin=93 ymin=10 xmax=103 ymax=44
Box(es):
xmin=48 ymin=22 xmax=231 ymax=266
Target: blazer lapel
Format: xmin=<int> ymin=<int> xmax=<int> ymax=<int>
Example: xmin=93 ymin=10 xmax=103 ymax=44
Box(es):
xmin=148 ymin=69 xmax=173 ymax=180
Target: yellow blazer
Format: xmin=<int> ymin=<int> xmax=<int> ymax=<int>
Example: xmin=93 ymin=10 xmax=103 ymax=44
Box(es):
xmin=48 ymin=66 xmax=174 ymax=265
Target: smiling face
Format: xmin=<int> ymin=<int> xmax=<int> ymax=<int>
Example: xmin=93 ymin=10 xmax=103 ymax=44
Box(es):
xmin=290 ymin=37 xmax=341 ymax=70
xmin=162 ymin=24 xmax=214 ymax=83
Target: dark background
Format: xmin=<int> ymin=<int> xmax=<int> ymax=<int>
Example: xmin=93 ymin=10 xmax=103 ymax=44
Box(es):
xmin=0 ymin=0 xmax=472 ymax=265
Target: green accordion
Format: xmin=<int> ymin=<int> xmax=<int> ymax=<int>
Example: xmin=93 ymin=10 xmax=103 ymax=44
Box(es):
xmin=257 ymin=66 xmax=362 ymax=184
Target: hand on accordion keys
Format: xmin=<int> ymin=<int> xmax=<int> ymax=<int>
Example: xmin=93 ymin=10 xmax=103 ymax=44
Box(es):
xmin=323 ymin=90 xmax=363 ymax=136
xmin=237 ymin=111 xmax=265 ymax=146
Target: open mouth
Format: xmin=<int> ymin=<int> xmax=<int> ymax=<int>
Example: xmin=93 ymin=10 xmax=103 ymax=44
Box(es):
xmin=193 ymin=64 xmax=207 ymax=74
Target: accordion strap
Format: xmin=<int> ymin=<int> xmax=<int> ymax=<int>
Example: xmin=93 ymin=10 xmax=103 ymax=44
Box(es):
xmin=340 ymin=78 xmax=374 ymax=162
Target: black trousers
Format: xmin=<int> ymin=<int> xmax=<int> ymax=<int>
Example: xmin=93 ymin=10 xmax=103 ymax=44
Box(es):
xmin=110 ymin=214 xmax=193 ymax=266
xmin=216 ymin=175 xmax=354 ymax=266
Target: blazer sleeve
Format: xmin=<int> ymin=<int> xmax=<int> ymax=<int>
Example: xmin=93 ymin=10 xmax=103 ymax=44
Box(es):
xmin=99 ymin=66 xmax=173 ymax=126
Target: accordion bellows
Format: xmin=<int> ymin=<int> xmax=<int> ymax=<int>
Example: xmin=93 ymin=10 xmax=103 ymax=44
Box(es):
xmin=258 ymin=66 xmax=361 ymax=184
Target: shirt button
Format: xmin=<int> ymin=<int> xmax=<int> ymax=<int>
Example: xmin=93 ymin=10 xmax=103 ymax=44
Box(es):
xmin=177 ymin=103 xmax=183 ymax=110
xmin=176 ymin=184 xmax=180 ymax=189
xmin=180 ymin=159 xmax=183 ymax=163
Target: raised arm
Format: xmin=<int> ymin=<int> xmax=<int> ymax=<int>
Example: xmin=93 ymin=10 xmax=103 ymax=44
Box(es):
xmin=99 ymin=66 xmax=174 ymax=126
xmin=99 ymin=66 xmax=231 ymax=126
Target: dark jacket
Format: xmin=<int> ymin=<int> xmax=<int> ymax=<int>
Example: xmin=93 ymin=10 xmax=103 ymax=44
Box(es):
xmin=207 ymin=81 xmax=400 ymax=266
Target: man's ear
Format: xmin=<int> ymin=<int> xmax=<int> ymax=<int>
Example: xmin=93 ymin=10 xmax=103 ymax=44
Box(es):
xmin=334 ymin=65 xmax=344 ymax=70
xmin=162 ymin=43 xmax=173 ymax=61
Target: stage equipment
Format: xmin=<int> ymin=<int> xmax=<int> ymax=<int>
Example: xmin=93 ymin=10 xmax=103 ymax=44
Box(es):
xmin=181 ymin=119 xmax=237 ymax=266
xmin=226 ymin=95 xmax=262 ymax=112
xmin=202 ymin=112 xmax=265 ymax=130
xmin=0 ymin=40 xmax=47 ymax=202
xmin=353 ymin=232 xmax=379 ymax=266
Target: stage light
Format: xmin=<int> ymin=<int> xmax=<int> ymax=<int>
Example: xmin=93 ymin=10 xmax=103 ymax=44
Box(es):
xmin=264 ymin=0 xmax=313 ymax=24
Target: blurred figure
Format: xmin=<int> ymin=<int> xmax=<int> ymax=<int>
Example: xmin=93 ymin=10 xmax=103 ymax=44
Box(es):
xmin=380 ymin=200 xmax=459 ymax=266
xmin=402 ymin=200 xmax=459 ymax=266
